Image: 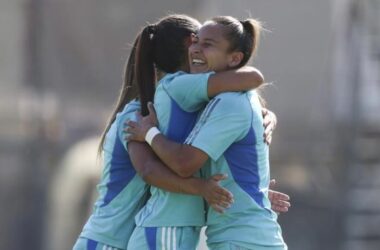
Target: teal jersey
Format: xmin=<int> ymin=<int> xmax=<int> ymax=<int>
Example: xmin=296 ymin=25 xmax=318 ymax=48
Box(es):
xmin=186 ymin=91 xmax=287 ymax=249
xmin=135 ymin=71 xmax=213 ymax=227
xmin=80 ymin=100 xmax=150 ymax=249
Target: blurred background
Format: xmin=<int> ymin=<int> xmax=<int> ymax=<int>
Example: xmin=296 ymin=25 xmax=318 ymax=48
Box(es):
xmin=1 ymin=0 xmax=379 ymax=249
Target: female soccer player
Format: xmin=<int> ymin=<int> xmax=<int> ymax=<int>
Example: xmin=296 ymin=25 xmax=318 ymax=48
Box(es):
xmin=127 ymin=16 xmax=287 ymax=250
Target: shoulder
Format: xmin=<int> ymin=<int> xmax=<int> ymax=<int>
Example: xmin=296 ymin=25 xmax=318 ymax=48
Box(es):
xmin=212 ymin=92 xmax=252 ymax=114
xmin=161 ymin=71 xmax=214 ymax=86
xmin=121 ymin=100 xmax=141 ymax=115
xmin=116 ymin=100 xmax=141 ymax=126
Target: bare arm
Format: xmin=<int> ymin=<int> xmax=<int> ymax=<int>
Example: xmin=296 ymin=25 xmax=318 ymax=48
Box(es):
xmin=126 ymin=103 xmax=208 ymax=178
xmin=207 ymin=66 xmax=264 ymax=98
xmin=128 ymin=141 xmax=233 ymax=212
xmin=145 ymin=134 xmax=207 ymax=178
xmin=127 ymin=100 xmax=278 ymax=175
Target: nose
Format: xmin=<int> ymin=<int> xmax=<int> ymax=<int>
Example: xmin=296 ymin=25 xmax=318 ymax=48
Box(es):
xmin=189 ymin=41 xmax=201 ymax=54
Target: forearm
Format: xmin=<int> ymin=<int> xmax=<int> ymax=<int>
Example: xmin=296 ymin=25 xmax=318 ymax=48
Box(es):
xmin=142 ymin=160 xmax=204 ymax=195
xmin=129 ymin=141 xmax=205 ymax=194
xmin=150 ymin=134 xmax=192 ymax=177
xmin=207 ymin=66 xmax=264 ymax=97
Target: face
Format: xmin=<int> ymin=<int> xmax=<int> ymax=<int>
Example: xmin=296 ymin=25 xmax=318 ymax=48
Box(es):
xmin=188 ymin=22 xmax=239 ymax=74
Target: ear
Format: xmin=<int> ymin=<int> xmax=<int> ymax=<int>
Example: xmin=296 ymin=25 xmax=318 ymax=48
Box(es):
xmin=228 ymin=51 xmax=244 ymax=68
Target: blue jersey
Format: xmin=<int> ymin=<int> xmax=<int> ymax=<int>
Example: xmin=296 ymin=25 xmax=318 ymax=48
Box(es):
xmin=186 ymin=91 xmax=287 ymax=249
xmin=135 ymin=71 xmax=213 ymax=227
xmin=80 ymin=100 xmax=150 ymax=249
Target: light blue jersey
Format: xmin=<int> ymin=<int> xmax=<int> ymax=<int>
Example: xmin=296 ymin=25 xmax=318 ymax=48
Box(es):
xmin=186 ymin=91 xmax=287 ymax=250
xmin=135 ymin=71 xmax=213 ymax=227
xmin=78 ymin=100 xmax=150 ymax=249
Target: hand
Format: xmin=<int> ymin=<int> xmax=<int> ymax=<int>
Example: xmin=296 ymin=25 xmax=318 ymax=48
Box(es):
xmin=125 ymin=102 xmax=158 ymax=142
xmin=268 ymin=179 xmax=290 ymax=214
xmin=200 ymin=174 xmax=234 ymax=214
xmin=262 ymin=108 xmax=277 ymax=145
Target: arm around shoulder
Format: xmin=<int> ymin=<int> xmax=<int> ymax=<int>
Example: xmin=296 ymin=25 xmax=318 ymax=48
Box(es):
xmin=207 ymin=66 xmax=264 ymax=98
xmin=150 ymin=134 xmax=209 ymax=178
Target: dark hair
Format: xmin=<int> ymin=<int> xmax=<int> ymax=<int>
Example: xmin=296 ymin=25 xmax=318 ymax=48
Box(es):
xmin=98 ymin=14 xmax=200 ymax=153
xmin=135 ymin=15 xmax=200 ymax=115
xmin=210 ymin=16 xmax=261 ymax=68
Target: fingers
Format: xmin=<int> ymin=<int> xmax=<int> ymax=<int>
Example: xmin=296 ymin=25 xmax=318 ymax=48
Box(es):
xmin=211 ymin=173 xmax=228 ymax=182
xmin=264 ymin=122 xmax=274 ymax=136
xmin=269 ymin=190 xmax=290 ymax=201
xmin=210 ymin=174 xmax=234 ymax=202
xmin=123 ymin=120 xmax=142 ymax=142
xmin=124 ymin=123 xmax=136 ymax=134
xmin=263 ymin=118 xmax=274 ymax=145
xmin=272 ymin=204 xmax=289 ymax=213
xmin=216 ymin=188 xmax=234 ymax=203
xmin=269 ymin=179 xmax=276 ymax=189
xmin=147 ymin=102 xmax=157 ymax=117
xmin=126 ymin=120 xmax=138 ymax=128
xmin=146 ymin=102 xmax=159 ymax=126
xmin=266 ymin=110 xmax=277 ymax=127
xmin=124 ymin=133 xmax=135 ymax=141
xmin=135 ymin=111 xmax=143 ymax=121
xmin=272 ymin=199 xmax=291 ymax=208
xmin=262 ymin=110 xmax=277 ymax=144
xmin=268 ymin=186 xmax=291 ymax=214
xmin=262 ymin=108 xmax=268 ymax=117
xmin=210 ymin=204 xmax=225 ymax=214
xmin=264 ymin=135 xmax=272 ymax=145
xmin=124 ymin=124 xmax=133 ymax=134
xmin=218 ymin=200 xmax=232 ymax=209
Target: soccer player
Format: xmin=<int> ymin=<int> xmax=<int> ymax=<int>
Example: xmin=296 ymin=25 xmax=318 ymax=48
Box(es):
xmin=127 ymin=16 xmax=287 ymax=249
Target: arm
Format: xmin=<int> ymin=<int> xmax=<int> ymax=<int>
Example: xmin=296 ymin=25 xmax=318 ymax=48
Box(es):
xmin=207 ymin=66 xmax=264 ymax=98
xmin=164 ymin=67 xmax=263 ymax=113
xmin=128 ymin=141 xmax=233 ymax=212
xmin=126 ymin=103 xmax=209 ymax=177
xmin=144 ymin=134 xmax=207 ymax=178
xmin=127 ymin=101 xmax=277 ymax=176
xmin=126 ymin=96 xmax=248 ymax=178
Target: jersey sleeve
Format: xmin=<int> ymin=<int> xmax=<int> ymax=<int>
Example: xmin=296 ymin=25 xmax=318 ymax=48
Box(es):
xmin=185 ymin=93 xmax=251 ymax=161
xmin=162 ymin=72 xmax=214 ymax=112
xmin=117 ymin=103 xmax=141 ymax=150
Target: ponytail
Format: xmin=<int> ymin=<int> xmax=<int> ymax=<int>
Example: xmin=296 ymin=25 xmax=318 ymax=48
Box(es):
xmin=98 ymin=24 xmax=157 ymax=154
xmin=240 ymin=19 xmax=261 ymax=57
xmin=98 ymin=15 xmax=200 ymax=155
xmin=98 ymin=37 xmax=139 ymax=154
xmin=211 ymin=16 xmax=262 ymax=68
xmin=135 ymin=25 xmax=157 ymax=116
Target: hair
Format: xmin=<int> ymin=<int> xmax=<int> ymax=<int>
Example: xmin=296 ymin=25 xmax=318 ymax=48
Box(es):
xmin=209 ymin=16 xmax=267 ymax=107
xmin=209 ymin=16 xmax=262 ymax=68
xmin=98 ymin=14 xmax=200 ymax=154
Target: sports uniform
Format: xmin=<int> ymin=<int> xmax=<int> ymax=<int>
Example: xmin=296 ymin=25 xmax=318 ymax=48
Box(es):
xmin=186 ymin=91 xmax=287 ymax=250
xmin=127 ymin=71 xmax=213 ymax=250
xmin=74 ymin=100 xmax=149 ymax=250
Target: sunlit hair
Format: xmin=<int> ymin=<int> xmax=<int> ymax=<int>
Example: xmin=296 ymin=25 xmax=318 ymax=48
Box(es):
xmin=208 ymin=16 xmax=262 ymax=68
xmin=98 ymin=14 xmax=201 ymax=154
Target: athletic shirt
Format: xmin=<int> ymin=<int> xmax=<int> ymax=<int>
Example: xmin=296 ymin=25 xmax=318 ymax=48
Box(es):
xmin=186 ymin=91 xmax=287 ymax=249
xmin=80 ymin=100 xmax=150 ymax=249
xmin=135 ymin=71 xmax=213 ymax=227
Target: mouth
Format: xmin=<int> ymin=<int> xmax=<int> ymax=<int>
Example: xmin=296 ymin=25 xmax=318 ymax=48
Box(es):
xmin=191 ymin=58 xmax=206 ymax=66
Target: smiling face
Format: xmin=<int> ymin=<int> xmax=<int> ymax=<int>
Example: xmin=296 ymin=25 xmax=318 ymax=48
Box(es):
xmin=188 ymin=22 xmax=243 ymax=74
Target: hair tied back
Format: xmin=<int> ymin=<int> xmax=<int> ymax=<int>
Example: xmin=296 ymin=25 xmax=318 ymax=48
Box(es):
xmin=239 ymin=20 xmax=251 ymax=33
xmin=147 ymin=24 xmax=157 ymax=37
